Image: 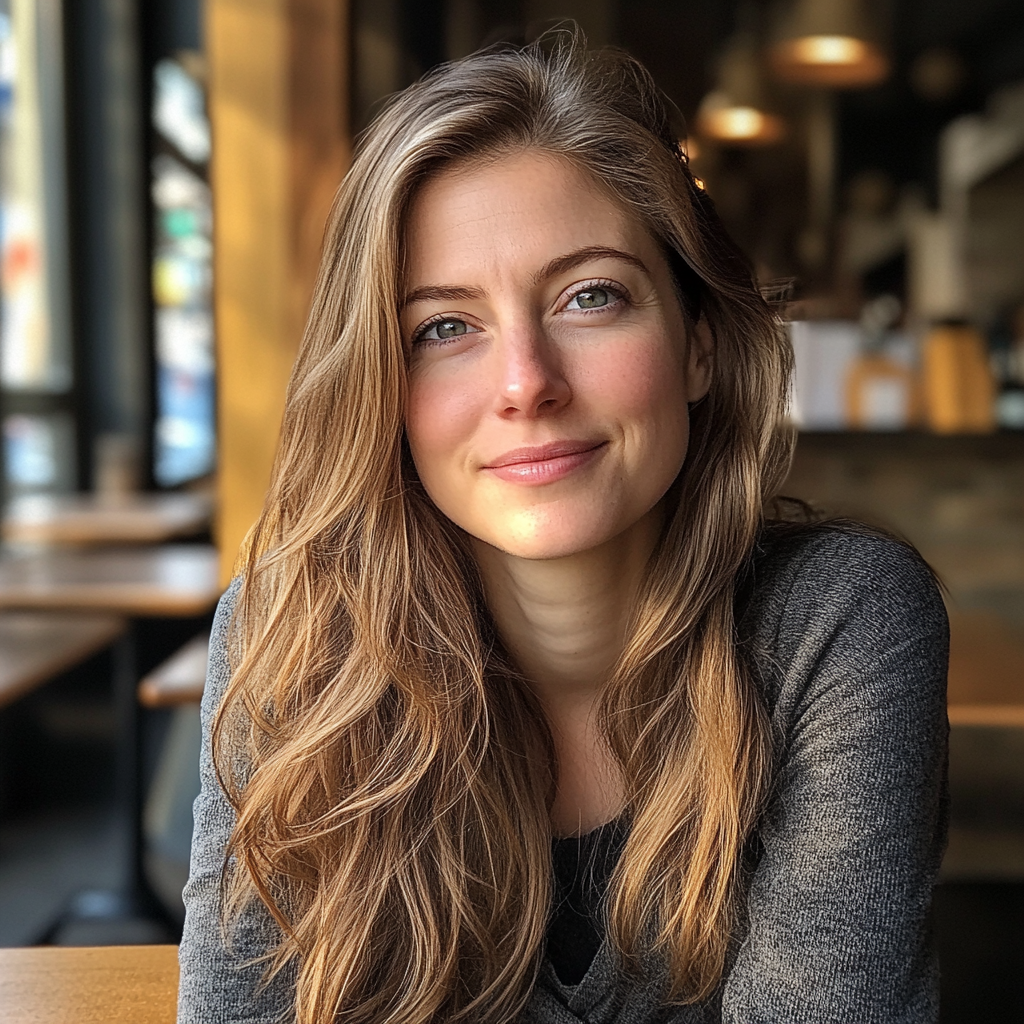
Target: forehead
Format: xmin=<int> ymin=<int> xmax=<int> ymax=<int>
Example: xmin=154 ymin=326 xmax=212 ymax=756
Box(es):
xmin=403 ymin=150 xmax=655 ymax=281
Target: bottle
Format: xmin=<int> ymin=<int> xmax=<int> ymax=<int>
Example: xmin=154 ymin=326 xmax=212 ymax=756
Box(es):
xmin=921 ymin=321 xmax=996 ymax=434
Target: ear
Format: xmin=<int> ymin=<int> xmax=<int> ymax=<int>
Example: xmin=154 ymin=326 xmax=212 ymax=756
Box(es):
xmin=684 ymin=317 xmax=713 ymax=403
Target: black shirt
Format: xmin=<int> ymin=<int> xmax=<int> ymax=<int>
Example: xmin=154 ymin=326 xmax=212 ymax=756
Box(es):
xmin=546 ymin=818 xmax=629 ymax=985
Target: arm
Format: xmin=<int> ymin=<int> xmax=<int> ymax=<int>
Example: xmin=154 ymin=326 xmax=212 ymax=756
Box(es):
xmin=723 ymin=532 xmax=949 ymax=1024
xmin=177 ymin=580 xmax=297 ymax=1024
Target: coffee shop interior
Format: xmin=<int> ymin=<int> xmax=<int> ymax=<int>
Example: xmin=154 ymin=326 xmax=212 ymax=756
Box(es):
xmin=0 ymin=0 xmax=1022 ymax=1019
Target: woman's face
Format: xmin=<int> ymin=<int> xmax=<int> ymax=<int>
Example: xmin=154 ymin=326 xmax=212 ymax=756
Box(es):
xmin=402 ymin=150 xmax=711 ymax=561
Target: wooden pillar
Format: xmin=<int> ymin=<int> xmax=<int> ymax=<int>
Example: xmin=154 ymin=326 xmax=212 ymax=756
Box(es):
xmin=207 ymin=0 xmax=350 ymax=584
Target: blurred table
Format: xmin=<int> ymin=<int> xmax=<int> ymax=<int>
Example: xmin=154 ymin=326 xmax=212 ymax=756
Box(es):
xmin=0 ymin=611 xmax=126 ymax=709
xmin=3 ymin=491 xmax=211 ymax=546
xmin=0 ymin=944 xmax=178 ymax=1024
xmin=0 ymin=544 xmax=220 ymax=616
xmin=0 ymin=544 xmax=222 ymax=938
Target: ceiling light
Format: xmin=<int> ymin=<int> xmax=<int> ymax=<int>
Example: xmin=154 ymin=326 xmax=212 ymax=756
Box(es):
xmin=697 ymin=31 xmax=786 ymax=146
xmin=698 ymin=95 xmax=785 ymax=144
xmin=770 ymin=0 xmax=889 ymax=88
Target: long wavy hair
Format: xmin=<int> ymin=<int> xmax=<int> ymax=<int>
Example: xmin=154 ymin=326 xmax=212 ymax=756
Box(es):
xmin=214 ymin=33 xmax=794 ymax=1024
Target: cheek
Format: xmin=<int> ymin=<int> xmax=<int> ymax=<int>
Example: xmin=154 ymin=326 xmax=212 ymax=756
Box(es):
xmin=405 ymin=371 xmax=481 ymax=487
xmin=581 ymin=336 xmax=689 ymax=435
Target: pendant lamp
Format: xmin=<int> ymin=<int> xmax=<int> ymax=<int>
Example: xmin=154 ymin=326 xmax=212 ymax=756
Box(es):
xmin=770 ymin=0 xmax=889 ymax=88
xmin=697 ymin=32 xmax=785 ymax=146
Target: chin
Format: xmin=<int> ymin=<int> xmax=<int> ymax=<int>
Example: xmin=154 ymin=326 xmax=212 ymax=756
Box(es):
xmin=487 ymin=536 xmax=593 ymax=561
xmin=477 ymin=509 xmax=618 ymax=561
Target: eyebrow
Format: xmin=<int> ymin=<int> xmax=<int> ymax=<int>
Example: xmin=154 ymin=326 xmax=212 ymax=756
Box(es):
xmin=533 ymin=245 xmax=649 ymax=284
xmin=400 ymin=284 xmax=486 ymax=309
xmin=400 ymin=246 xmax=649 ymax=309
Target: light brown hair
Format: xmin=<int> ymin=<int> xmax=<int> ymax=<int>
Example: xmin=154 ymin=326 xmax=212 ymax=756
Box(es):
xmin=215 ymin=32 xmax=793 ymax=1024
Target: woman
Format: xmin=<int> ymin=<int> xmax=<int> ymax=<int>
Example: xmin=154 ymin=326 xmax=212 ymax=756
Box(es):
xmin=178 ymin=35 xmax=948 ymax=1024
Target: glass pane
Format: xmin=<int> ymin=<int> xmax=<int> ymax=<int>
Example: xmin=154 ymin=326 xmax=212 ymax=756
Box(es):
xmin=151 ymin=56 xmax=215 ymax=488
xmin=3 ymin=410 xmax=74 ymax=493
xmin=0 ymin=0 xmax=72 ymax=393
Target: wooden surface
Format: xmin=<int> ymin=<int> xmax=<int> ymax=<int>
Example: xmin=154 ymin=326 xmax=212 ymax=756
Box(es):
xmin=0 ymin=611 xmax=126 ymax=708
xmin=947 ymin=610 xmax=1024 ymax=727
xmin=208 ymin=0 xmax=350 ymax=585
xmin=0 ymin=545 xmax=222 ymax=617
xmin=3 ymin=492 xmax=212 ymax=545
xmin=785 ymin=432 xmax=1024 ymax=598
xmin=139 ymin=631 xmax=210 ymax=707
xmin=0 ymin=944 xmax=179 ymax=1024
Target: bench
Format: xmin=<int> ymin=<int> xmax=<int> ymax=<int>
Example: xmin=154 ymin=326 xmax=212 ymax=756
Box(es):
xmin=137 ymin=632 xmax=210 ymax=708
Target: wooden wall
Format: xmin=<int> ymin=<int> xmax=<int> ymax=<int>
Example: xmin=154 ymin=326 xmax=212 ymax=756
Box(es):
xmin=207 ymin=0 xmax=350 ymax=583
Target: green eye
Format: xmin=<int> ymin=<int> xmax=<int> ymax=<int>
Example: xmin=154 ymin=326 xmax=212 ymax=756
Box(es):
xmin=421 ymin=318 xmax=472 ymax=342
xmin=572 ymin=288 xmax=611 ymax=309
xmin=436 ymin=319 xmax=467 ymax=338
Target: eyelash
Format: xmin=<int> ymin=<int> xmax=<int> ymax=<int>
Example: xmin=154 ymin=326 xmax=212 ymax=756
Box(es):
xmin=410 ymin=278 xmax=629 ymax=347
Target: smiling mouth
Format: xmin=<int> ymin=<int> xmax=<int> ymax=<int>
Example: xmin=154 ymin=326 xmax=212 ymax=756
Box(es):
xmin=484 ymin=440 xmax=606 ymax=468
xmin=481 ymin=441 xmax=608 ymax=485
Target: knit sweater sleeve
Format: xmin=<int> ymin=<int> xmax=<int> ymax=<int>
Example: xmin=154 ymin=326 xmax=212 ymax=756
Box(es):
xmin=721 ymin=529 xmax=949 ymax=1024
xmin=177 ymin=579 xmax=296 ymax=1024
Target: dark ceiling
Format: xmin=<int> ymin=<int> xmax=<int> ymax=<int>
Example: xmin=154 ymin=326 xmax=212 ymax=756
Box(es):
xmin=388 ymin=0 xmax=1024 ymax=191
xmin=371 ymin=0 xmax=1024 ymax=284
xmin=614 ymin=0 xmax=1024 ymax=184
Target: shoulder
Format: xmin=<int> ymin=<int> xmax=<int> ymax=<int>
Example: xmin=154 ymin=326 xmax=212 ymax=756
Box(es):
xmin=202 ymin=576 xmax=244 ymax=716
xmin=212 ymin=575 xmax=244 ymax=635
xmin=752 ymin=519 xmax=938 ymax=596
xmin=743 ymin=521 xmax=946 ymax=641
xmin=739 ymin=522 xmax=948 ymax=712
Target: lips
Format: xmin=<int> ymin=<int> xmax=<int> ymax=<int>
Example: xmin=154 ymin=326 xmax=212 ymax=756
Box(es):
xmin=484 ymin=440 xmax=606 ymax=468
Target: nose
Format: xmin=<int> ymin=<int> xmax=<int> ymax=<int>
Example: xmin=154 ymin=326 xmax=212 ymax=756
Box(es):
xmin=493 ymin=318 xmax=571 ymax=418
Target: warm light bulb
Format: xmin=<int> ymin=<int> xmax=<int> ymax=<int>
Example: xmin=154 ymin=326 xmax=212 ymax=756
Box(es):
xmin=771 ymin=33 xmax=889 ymax=87
xmin=697 ymin=101 xmax=785 ymax=145
xmin=793 ymin=35 xmax=866 ymax=66
xmin=721 ymin=107 xmax=764 ymax=139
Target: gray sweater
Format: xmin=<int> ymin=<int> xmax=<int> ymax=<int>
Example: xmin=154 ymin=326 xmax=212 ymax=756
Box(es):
xmin=177 ymin=526 xmax=949 ymax=1024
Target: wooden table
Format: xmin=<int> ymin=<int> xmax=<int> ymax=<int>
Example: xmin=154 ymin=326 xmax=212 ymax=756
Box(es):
xmin=3 ymin=492 xmax=212 ymax=546
xmin=0 ymin=945 xmax=178 ymax=1024
xmin=0 ymin=611 xmax=126 ymax=709
xmin=0 ymin=544 xmax=220 ymax=617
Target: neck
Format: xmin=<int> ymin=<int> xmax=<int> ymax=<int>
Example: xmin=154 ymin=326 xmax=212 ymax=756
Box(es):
xmin=470 ymin=503 xmax=664 ymax=710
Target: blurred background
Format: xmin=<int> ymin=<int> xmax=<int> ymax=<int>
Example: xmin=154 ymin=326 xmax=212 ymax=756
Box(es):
xmin=0 ymin=1 xmax=1020 ymax=1019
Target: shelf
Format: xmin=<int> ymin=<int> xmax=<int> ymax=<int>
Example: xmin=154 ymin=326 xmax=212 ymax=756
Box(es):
xmin=795 ymin=431 xmax=1024 ymax=456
